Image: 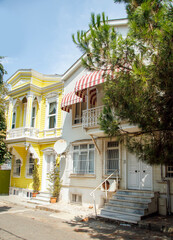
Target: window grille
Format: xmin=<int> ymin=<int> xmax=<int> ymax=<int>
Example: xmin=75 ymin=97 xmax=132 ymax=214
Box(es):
xmin=105 ymin=141 xmax=119 ymax=175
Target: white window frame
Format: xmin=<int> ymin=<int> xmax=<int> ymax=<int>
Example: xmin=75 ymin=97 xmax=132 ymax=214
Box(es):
xmin=72 ymin=143 xmax=95 ymax=175
xmin=30 ymin=103 xmax=37 ymax=128
xmin=11 ymin=109 xmax=16 ymax=129
xmin=13 ymin=158 xmax=22 ymax=177
xmin=26 ymin=153 xmax=35 ymax=178
xmin=45 ymin=94 xmax=58 ymax=130
xmin=104 ymin=140 xmax=120 ymax=175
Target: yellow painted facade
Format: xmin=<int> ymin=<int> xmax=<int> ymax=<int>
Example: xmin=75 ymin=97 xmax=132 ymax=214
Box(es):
xmin=6 ymin=69 xmax=63 ymax=195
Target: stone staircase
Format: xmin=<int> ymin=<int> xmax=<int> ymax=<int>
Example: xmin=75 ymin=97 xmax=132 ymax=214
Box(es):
xmin=28 ymin=192 xmax=51 ymax=205
xmin=99 ymin=190 xmax=158 ymax=224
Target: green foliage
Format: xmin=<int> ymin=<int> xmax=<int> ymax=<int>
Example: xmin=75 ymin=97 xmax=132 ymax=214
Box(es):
xmin=47 ymin=166 xmax=61 ymax=198
xmin=0 ymin=57 xmax=10 ymax=165
xmin=72 ymin=1 xmax=173 ymax=165
xmin=32 ymin=160 xmax=40 ymax=193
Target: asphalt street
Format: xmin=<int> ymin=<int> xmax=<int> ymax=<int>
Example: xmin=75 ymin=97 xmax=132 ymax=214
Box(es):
xmin=0 ymin=202 xmax=171 ymax=240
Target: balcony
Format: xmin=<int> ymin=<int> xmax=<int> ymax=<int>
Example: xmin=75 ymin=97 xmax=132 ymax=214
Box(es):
xmin=82 ymin=106 xmax=104 ymax=129
xmin=7 ymin=127 xmax=39 ymax=139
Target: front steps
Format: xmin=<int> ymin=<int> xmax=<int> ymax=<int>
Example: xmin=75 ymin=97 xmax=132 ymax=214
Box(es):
xmin=28 ymin=192 xmax=51 ymax=205
xmin=99 ymin=190 xmax=158 ymax=224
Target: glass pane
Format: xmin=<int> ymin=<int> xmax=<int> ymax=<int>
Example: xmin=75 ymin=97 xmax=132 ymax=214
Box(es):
xmin=32 ymin=107 xmax=36 ymax=118
xmin=89 ymin=150 xmax=94 ymax=173
xmin=108 ymin=141 xmax=119 ymax=148
xmin=89 ymin=144 xmax=94 ymax=149
xmin=49 ymin=102 xmax=56 ymax=115
xmin=80 ymin=144 xmax=87 ymax=150
xmin=49 ymin=116 xmax=56 ymax=128
xmin=31 ymin=118 xmax=35 ymax=127
xmin=75 ymin=103 xmax=80 ymax=117
xmin=74 ymin=146 xmax=79 ymax=150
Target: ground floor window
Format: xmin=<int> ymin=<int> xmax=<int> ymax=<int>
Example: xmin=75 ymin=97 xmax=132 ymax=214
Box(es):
xmin=13 ymin=159 xmax=21 ymax=177
xmin=105 ymin=141 xmax=119 ymax=175
xmin=73 ymin=143 xmax=94 ymax=174
xmin=26 ymin=153 xmax=35 ymax=177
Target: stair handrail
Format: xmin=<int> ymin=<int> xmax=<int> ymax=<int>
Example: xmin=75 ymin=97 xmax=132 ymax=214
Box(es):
xmin=90 ymin=169 xmax=119 ymax=217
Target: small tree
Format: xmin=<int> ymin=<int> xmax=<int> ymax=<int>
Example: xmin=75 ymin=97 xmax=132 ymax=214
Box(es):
xmin=32 ymin=160 xmax=40 ymax=193
xmin=47 ymin=165 xmax=61 ymax=198
xmin=0 ymin=57 xmax=11 ymax=165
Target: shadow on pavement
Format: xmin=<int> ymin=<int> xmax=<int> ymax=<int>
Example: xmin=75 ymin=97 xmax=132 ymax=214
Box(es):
xmin=65 ymin=216 xmax=172 ymax=240
xmin=0 ymin=206 xmax=11 ymax=212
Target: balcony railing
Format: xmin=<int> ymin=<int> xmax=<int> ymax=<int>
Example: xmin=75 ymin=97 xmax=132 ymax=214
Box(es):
xmin=82 ymin=106 xmax=104 ymax=128
xmin=7 ymin=127 xmax=39 ymax=139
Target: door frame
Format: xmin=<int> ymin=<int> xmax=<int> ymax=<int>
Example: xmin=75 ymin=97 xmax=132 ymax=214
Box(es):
xmin=127 ymin=151 xmax=153 ymax=191
xmin=41 ymin=148 xmax=57 ymax=192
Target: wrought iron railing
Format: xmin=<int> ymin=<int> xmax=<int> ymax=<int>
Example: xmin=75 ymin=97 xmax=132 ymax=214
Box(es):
xmin=90 ymin=169 xmax=119 ymax=216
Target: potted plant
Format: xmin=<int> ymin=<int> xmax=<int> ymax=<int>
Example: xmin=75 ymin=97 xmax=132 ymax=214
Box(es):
xmin=32 ymin=159 xmax=40 ymax=197
xmin=47 ymin=165 xmax=61 ymax=203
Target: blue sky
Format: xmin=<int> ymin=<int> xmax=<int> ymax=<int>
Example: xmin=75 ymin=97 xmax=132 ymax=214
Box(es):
xmin=0 ymin=0 xmax=127 ymax=81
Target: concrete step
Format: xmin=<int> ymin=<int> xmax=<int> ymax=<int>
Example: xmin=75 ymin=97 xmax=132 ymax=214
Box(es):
xmin=116 ymin=190 xmax=154 ymax=197
xmin=38 ymin=192 xmax=51 ymax=197
xmin=109 ymin=198 xmax=148 ymax=208
xmin=100 ymin=208 xmax=141 ymax=223
xmin=104 ymin=203 xmax=147 ymax=215
xmin=98 ymin=213 xmax=138 ymax=224
xmin=28 ymin=199 xmax=50 ymax=205
xmin=113 ymin=194 xmax=152 ymax=203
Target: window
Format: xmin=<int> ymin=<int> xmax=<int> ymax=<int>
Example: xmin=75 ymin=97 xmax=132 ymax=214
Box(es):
xmin=166 ymin=163 xmax=173 ymax=178
xmin=73 ymin=144 xmax=94 ymax=174
xmin=31 ymin=106 xmax=36 ymax=127
xmin=105 ymin=141 xmax=119 ymax=175
xmin=26 ymin=153 xmax=35 ymax=177
xmin=71 ymin=194 xmax=82 ymax=204
xmin=73 ymin=102 xmax=86 ymax=124
xmin=12 ymin=111 xmax=16 ymax=129
xmin=48 ymin=102 xmax=56 ymax=129
xmin=13 ymin=159 xmax=21 ymax=177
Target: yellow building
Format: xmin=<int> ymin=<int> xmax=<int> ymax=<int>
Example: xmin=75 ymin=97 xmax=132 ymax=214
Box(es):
xmin=5 ymin=69 xmax=63 ymax=197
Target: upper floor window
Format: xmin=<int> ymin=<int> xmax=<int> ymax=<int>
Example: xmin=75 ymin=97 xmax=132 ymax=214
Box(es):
xmin=31 ymin=106 xmax=36 ymax=127
xmin=12 ymin=111 xmax=16 ymax=129
xmin=73 ymin=102 xmax=86 ymax=125
xmin=26 ymin=153 xmax=35 ymax=177
xmin=48 ymin=101 xmax=56 ymax=129
xmin=13 ymin=159 xmax=21 ymax=177
xmin=105 ymin=141 xmax=119 ymax=175
xmin=166 ymin=162 xmax=173 ymax=178
xmin=73 ymin=143 xmax=95 ymax=174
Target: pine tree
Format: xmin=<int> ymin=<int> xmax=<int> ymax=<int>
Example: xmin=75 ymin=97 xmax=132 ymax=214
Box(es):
xmin=72 ymin=1 xmax=173 ymax=165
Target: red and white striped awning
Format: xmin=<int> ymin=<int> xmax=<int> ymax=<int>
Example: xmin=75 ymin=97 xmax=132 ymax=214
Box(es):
xmin=61 ymin=91 xmax=83 ymax=112
xmin=74 ymin=70 xmax=108 ymax=98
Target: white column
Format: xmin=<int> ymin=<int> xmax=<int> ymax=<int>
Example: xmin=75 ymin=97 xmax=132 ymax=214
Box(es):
xmin=7 ymin=98 xmax=13 ymax=131
xmin=25 ymin=95 xmax=33 ymax=128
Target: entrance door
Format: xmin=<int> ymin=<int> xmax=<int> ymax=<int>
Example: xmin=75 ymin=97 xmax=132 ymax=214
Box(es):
xmin=42 ymin=154 xmax=56 ymax=192
xmin=128 ymin=152 xmax=152 ymax=190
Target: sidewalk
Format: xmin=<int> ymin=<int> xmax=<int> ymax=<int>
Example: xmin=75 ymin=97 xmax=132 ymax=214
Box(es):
xmin=0 ymin=194 xmax=172 ymax=235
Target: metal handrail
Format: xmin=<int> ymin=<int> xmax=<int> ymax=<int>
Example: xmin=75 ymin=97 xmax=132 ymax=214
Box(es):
xmin=90 ymin=169 xmax=119 ymax=216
